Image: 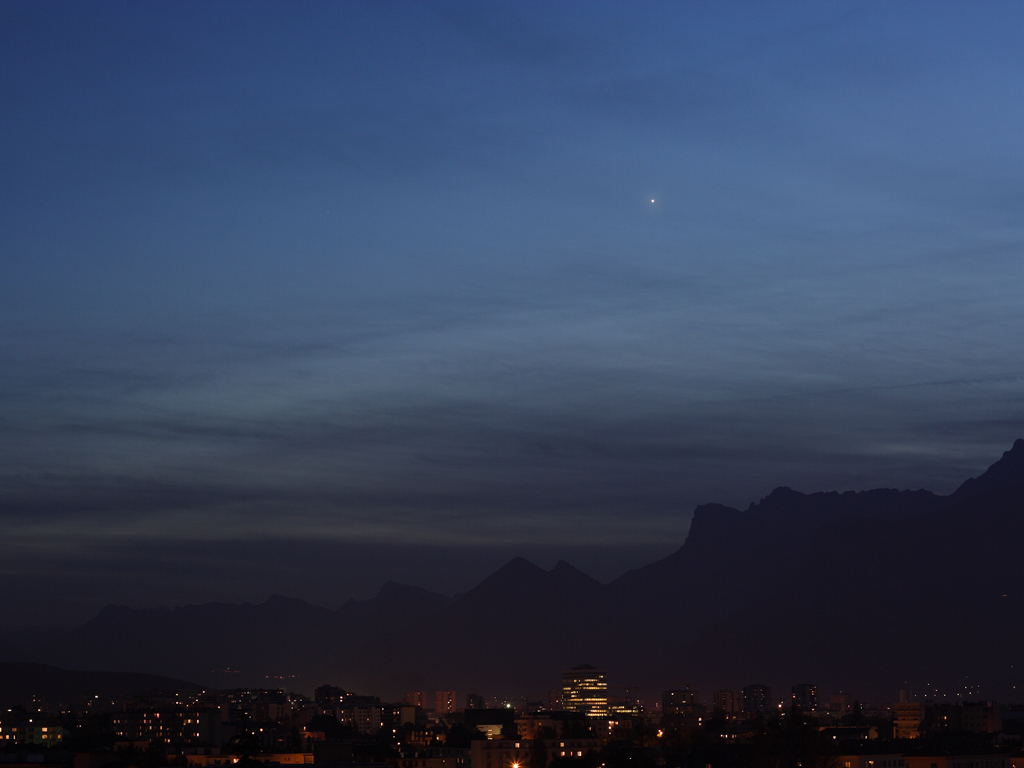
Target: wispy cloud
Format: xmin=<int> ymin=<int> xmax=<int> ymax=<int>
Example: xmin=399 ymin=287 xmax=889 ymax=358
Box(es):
xmin=2 ymin=1 xmax=1023 ymax=623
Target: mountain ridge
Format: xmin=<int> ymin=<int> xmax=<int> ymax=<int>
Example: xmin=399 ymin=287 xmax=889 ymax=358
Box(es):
xmin=14 ymin=440 xmax=1023 ymax=702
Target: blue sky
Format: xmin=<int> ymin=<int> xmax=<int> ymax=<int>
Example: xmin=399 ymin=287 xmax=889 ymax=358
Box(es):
xmin=2 ymin=1 xmax=1024 ymax=624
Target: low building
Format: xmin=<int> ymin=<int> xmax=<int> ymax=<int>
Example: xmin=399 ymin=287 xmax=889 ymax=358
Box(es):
xmin=904 ymin=755 xmax=1007 ymax=768
xmin=834 ymin=755 xmax=904 ymax=768
xmin=819 ymin=726 xmax=878 ymax=742
xmin=470 ymin=738 xmax=601 ymax=768
xmin=465 ymin=709 xmax=516 ymax=740
xmin=0 ymin=718 xmax=65 ymax=746
xmin=184 ymin=753 xmax=313 ymax=766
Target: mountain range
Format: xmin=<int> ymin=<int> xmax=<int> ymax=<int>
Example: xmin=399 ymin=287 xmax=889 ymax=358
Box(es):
xmin=4 ymin=440 xmax=1023 ymax=705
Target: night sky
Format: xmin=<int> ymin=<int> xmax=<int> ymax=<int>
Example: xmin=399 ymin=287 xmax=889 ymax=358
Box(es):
xmin=3 ymin=1 xmax=1024 ymax=628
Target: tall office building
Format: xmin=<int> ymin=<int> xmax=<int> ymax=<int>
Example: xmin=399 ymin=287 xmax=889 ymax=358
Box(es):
xmin=562 ymin=665 xmax=608 ymax=718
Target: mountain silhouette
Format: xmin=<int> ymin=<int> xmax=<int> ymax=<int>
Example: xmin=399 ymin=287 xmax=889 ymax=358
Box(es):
xmin=19 ymin=441 xmax=1024 ymax=703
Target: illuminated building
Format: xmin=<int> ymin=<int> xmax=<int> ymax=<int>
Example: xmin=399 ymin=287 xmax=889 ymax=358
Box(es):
xmin=903 ymin=756 xmax=1008 ymax=768
xmin=662 ymin=687 xmax=698 ymax=715
xmin=335 ymin=700 xmax=382 ymax=735
xmin=111 ymin=707 xmax=221 ymax=746
xmin=920 ymin=701 xmax=1002 ymax=734
xmin=833 ymin=755 xmax=906 ymax=768
xmin=829 ymin=693 xmax=855 ymax=715
xmin=392 ymin=755 xmax=467 ymax=768
xmin=471 ymin=739 xmax=531 ymax=768
xmin=470 ymin=738 xmax=601 ymax=768
xmin=893 ymin=702 xmax=923 ymax=739
xmin=516 ymin=714 xmax=555 ymax=740
xmin=465 ymin=708 xmax=516 ymax=739
xmin=0 ymin=719 xmax=64 ymax=745
xmin=713 ymin=690 xmax=742 ymax=717
xmin=742 ymin=684 xmax=771 ymax=714
xmin=791 ymin=683 xmax=818 ymax=713
xmin=314 ymin=685 xmax=347 ymax=710
xmin=607 ymin=698 xmax=640 ymax=717
xmin=435 ymin=690 xmax=457 ymax=715
xmin=561 ymin=665 xmax=607 ymax=719
xmin=184 ymin=753 xmax=313 ymax=766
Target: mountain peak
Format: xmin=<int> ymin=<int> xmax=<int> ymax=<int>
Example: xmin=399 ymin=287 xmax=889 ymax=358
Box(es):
xmin=494 ymin=556 xmax=545 ymax=578
xmin=748 ymin=486 xmax=801 ymax=511
xmin=549 ymin=560 xmax=604 ymax=588
xmin=377 ymin=581 xmax=418 ymax=597
xmin=550 ymin=560 xmax=577 ymax=574
xmin=460 ymin=557 xmax=545 ymax=593
xmin=456 ymin=557 xmax=576 ymax=609
xmin=340 ymin=581 xmax=450 ymax=610
xmin=951 ymin=439 xmax=1024 ymax=509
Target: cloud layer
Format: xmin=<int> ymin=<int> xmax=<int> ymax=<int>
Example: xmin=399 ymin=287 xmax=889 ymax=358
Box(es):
xmin=2 ymin=1 xmax=1024 ymax=625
